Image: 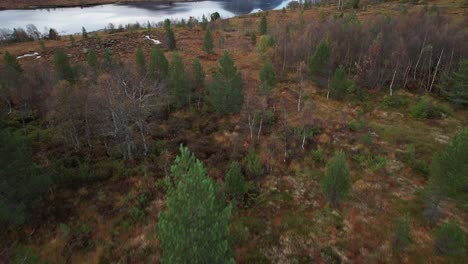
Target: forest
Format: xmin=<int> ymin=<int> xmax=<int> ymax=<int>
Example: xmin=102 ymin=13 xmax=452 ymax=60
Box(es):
xmin=1 ymin=0 xmax=467 ymax=263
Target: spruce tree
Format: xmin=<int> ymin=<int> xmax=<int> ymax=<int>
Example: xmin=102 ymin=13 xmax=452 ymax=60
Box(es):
xmin=224 ymin=161 xmax=246 ymax=203
xmin=157 ymin=146 xmax=234 ymax=263
xmin=87 ymin=50 xmax=98 ymax=68
xmin=54 ymin=50 xmax=75 ymax=84
xmin=392 ymin=216 xmax=412 ymax=252
xmin=244 ymin=148 xmax=263 ymax=179
xmin=447 ymin=59 xmax=468 ymax=106
xmin=428 ymin=127 xmax=468 ymax=200
xmin=135 ymin=46 xmax=146 ymax=75
xmin=259 ymin=15 xmax=267 ymax=35
xmin=308 ymin=39 xmax=330 ymax=76
xmin=321 ymin=151 xmax=351 ymax=207
xmin=259 ymin=58 xmax=276 ymax=95
xmin=169 ymin=52 xmax=191 ymax=108
xmin=3 ymin=51 xmax=22 ymax=75
xmin=329 ymin=65 xmax=352 ymax=100
xmin=191 ymin=58 xmax=205 ymax=88
xmin=148 ymin=45 xmax=169 ymax=80
xmin=82 ymin=27 xmax=88 ymax=39
xmin=203 ymin=29 xmax=214 ymax=55
xmin=166 ymin=27 xmax=176 ymax=50
xmin=207 ymin=51 xmax=243 ymax=114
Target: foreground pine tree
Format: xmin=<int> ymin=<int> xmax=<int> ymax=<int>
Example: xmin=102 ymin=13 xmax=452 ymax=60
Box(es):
xmin=87 ymin=50 xmax=98 ymax=69
xmin=54 ymin=50 xmax=75 ymax=84
xmin=169 ymin=52 xmax=191 ymax=108
xmin=224 ymin=161 xmax=246 ymax=203
xmin=329 ymin=65 xmax=352 ymax=100
xmin=448 ymin=59 xmax=468 ymax=106
xmin=148 ymin=45 xmax=168 ymax=81
xmin=259 ymin=58 xmax=276 ymax=95
xmin=191 ymin=58 xmax=205 ymax=88
xmin=308 ymin=39 xmax=330 ymax=76
xmin=321 ymin=151 xmax=351 ymax=207
xmin=434 ymin=220 xmax=465 ymax=256
xmin=158 ymin=146 xmax=234 ymax=263
xmin=207 ymin=51 xmax=243 ymax=114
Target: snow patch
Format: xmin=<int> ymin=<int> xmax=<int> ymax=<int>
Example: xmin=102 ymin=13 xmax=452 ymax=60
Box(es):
xmin=17 ymin=52 xmax=40 ymax=59
xmin=145 ymin=35 xmax=161 ymax=45
xmin=250 ymin=8 xmax=263 ymax=14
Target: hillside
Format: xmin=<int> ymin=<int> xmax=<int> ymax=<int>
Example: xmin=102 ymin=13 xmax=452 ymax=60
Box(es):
xmin=1 ymin=0 xmax=467 ymax=263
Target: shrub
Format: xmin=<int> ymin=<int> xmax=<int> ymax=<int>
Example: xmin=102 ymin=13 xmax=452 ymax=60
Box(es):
xmin=447 ymin=59 xmax=468 ymax=106
xmin=259 ymin=58 xmax=276 ymax=95
xmin=311 ymin=149 xmax=325 ymax=163
xmin=329 ymin=65 xmax=354 ymax=100
xmin=410 ymin=96 xmax=447 ymax=119
xmin=381 ymin=95 xmax=409 ymax=109
xmin=434 ymin=220 xmax=465 ymax=256
xmin=348 ymin=119 xmax=365 ymax=131
xmin=257 ymin=35 xmax=274 ymax=54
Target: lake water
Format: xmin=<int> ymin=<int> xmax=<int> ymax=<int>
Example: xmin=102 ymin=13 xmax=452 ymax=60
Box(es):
xmin=0 ymin=0 xmax=294 ymax=34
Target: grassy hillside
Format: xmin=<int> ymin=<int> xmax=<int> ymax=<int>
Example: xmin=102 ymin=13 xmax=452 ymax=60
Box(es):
xmin=1 ymin=0 xmax=467 ymax=263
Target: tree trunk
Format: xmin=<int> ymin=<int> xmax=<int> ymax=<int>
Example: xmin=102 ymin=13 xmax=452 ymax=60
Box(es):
xmin=429 ymin=48 xmax=444 ymax=93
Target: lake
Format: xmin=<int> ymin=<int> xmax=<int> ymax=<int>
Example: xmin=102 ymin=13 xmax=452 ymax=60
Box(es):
xmin=0 ymin=0 xmax=294 ymax=34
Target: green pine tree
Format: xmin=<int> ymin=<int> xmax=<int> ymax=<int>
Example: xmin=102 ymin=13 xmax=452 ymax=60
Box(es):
xmin=191 ymin=58 xmax=205 ymax=88
xmin=157 ymin=145 xmax=234 ymax=263
xmin=224 ymin=161 xmax=246 ymax=203
xmin=259 ymin=15 xmax=267 ymax=35
xmin=87 ymin=50 xmax=98 ymax=68
xmin=0 ymin=129 xmax=50 ymax=229
xmin=135 ymin=46 xmax=146 ymax=75
xmin=148 ymin=45 xmax=169 ymax=80
xmin=169 ymin=52 xmax=191 ymax=108
xmin=329 ymin=65 xmax=352 ymax=100
xmin=82 ymin=27 xmax=88 ymax=39
xmin=428 ymin=127 xmax=468 ymax=200
xmin=321 ymin=151 xmax=351 ymax=207
xmin=308 ymin=39 xmax=330 ymax=76
xmin=207 ymin=51 xmax=244 ymax=114
xmin=3 ymin=51 xmax=23 ymax=78
xmin=166 ymin=27 xmax=176 ymax=50
xmin=259 ymin=58 xmax=276 ymax=95
xmin=102 ymin=48 xmax=113 ymax=70
xmin=392 ymin=216 xmax=412 ymax=252
xmin=203 ymin=29 xmax=214 ymax=55
xmin=54 ymin=50 xmax=76 ymax=84
xmin=434 ymin=220 xmax=465 ymax=256
xmin=244 ymin=148 xmax=263 ymax=179
xmin=201 ymin=15 xmax=208 ymax=30
xmin=447 ymin=59 xmax=468 ymax=106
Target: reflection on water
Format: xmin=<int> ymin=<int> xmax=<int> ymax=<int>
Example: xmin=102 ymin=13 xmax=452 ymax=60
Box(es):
xmin=0 ymin=0 xmax=294 ymax=34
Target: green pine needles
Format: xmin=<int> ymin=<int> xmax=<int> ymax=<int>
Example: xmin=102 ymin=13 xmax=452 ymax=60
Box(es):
xmin=157 ymin=145 xmax=234 ymax=263
xmin=321 ymin=151 xmax=352 ymax=207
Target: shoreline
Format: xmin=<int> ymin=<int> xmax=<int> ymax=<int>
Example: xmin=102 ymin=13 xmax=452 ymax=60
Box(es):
xmin=0 ymin=0 xmax=198 ymax=11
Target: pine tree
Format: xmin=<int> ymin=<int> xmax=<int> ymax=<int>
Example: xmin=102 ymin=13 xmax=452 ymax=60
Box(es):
xmin=392 ymin=216 xmax=412 ymax=252
xmin=207 ymin=51 xmax=243 ymax=114
xmin=169 ymin=52 xmax=191 ymax=108
xmin=157 ymin=145 xmax=234 ymax=263
xmin=434 ymin=220 xmax=465 ymax=256
xmin=82 ymin=27 xmax=88 ymax=39
xmin=54 ymin=50 xmax=75 ymax=84
xmin=0 ymin=130 xmax=50 ymax=229
xmin=166 ymin=27 xmax=176 ymax=50
xmin=69 ymin=35 xmax=75 ymax=46
xmin=428 ymin=127 xmax=468 ymax=200
xmin=201 ymin=14 xmax=208 ymax=30
xmin=447 ymin=59 xmax=468 ymax=106
xmin=135 ymin=46 xmax=146 ymax=75
xmin=329 ymin=65 xmax=352 ymax=100
xmin=164 ymin=19 xmax=171 ymax=31
xmin=224 ymin=161 xmax=246 ymax=203
xmin=87 ymin=50 xmax=98 ymax=68
xmin=148 ymin=45 xmax=169 ymax=81
xmin=102 ymin=48 xmax=113 ymax=70
xmin=191 ymin=58 xmax=205 ymax=88
xmin=259 ymin=15 xmax=267 ymax=35
xmin=259 ymin=58 xmax=276 ymax=95
xmin=3 ymin=51 xmax=22 ymax=75
xmin=203 ymin=29 xmax=214 ymax=55
xmin=244 ymin=148 xmax=263 ymax=179
xmin=308 ymin=40 xmax=330 ymax=76
xmin=321 ymin=151 xmax=351 ymax=207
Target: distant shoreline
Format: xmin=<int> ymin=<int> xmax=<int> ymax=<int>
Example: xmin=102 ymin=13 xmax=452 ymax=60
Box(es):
xmin=0 ymin=0 xmax=198 ymax=11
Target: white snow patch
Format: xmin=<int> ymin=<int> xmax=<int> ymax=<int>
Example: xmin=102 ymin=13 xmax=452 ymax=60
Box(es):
xmin=17 ymin=52 xmax=40 ymax=59
xmin=250 ymin=8 xmax=263 ymax=14
xmin=35 ymin=56 xmax=41 ymax=60
xmin=145 ymin=35 xmax=161 ymax=45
